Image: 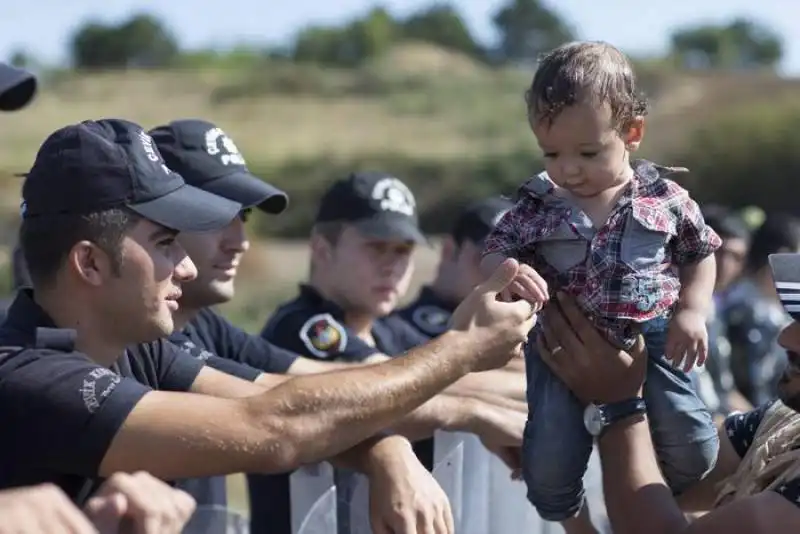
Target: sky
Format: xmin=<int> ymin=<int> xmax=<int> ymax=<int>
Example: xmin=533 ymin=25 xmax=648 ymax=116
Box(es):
xmin=2 ymin=0 xmax=800 ymax=74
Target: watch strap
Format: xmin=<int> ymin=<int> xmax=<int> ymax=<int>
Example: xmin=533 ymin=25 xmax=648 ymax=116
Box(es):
xmin=599 ymin=397 xmax=646 ymax=433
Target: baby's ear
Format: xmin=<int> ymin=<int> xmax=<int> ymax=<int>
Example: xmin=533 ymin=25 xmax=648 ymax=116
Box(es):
xmin=624 ymin=116 xmax=645 ymax=151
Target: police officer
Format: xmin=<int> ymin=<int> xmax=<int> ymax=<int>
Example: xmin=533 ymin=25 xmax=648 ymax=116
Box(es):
xmin=397 ymin=196 xmax=513 ymax=339
xmin=259 ymin=174 xmax=527 ymax=408
xmin=394 ymin=196 xmax=527 ymax=394
xmin=255 ymin=173 xmax=528 ymax=529
xmin=150 ymin=122 xmax=528 ymax=532
xmin=1 ymin=119 xmax=534 ymax=534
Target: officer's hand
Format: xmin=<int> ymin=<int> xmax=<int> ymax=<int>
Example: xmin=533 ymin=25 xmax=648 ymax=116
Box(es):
xmin=0 ymin=484 xmax=97 ymax=534
xmin=451 ymin=258 xmax=536 ymax=372
xmin=368 ymin=449 xmax=454 ymax=534
xmin=83 ymin=472 xmax=196 ymax=534
xmin=470 ymin=400 xmax=526 ymax=448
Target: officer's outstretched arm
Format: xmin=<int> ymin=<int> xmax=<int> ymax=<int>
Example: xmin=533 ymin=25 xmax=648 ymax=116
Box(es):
xmin=98 ymin=259 xmax=533 ymax=479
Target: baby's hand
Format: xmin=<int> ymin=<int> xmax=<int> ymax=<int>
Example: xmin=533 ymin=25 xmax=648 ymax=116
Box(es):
xmin=665 ymin=308 xmax=708 ymax=372
xmin=499 ymin=264 xmax=549 ymax=310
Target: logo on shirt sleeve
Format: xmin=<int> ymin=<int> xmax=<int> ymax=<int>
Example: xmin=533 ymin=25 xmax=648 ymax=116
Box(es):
xmin=80 ymin=367 xmax=122 ymax=414
xmin=411 ymin=305 xmax=451 ymax=336
xmin=299 ymin=313 xmax=348 ymax=358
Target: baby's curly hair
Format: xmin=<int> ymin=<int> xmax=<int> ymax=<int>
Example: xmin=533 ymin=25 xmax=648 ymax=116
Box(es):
xmin=526 ymin=41 xmax=649 ymax=131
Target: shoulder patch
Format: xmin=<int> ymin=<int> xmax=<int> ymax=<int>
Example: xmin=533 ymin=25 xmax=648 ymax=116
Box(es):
xmin=411 ymin=305 xmax=451 ymax=336
xmin=299 ymin=313 xmax=348 ymax=358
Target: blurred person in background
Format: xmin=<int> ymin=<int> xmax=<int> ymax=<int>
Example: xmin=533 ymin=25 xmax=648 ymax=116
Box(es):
xmin=724 ymin=213 xmax=800 ymax=406
xmin=395 ymin=195 xmax=525 ymax=383
xmin=397 ymin=197 xmax=512 ymax=340
xmin=700 ymin=207 xmax=753 ymax=417
xmin=150 ymin=120 xmax=527 ymax=533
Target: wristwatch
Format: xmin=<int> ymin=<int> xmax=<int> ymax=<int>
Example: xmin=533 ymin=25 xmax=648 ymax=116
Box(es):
xmin=583 ymin=397 xmax=647 ymax=437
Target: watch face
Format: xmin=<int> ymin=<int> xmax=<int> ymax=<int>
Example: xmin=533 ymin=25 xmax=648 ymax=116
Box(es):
xmin=583 ymin=405 xmax=604 ymax=436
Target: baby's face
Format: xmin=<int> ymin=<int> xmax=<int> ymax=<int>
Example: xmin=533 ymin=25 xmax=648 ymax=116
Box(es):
xmin=532 ymin=101 xmax=642 ymax=198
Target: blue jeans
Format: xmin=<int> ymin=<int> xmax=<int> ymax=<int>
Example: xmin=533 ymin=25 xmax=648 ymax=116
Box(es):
xmin=521 ymin=317 xmax=719 ymax=522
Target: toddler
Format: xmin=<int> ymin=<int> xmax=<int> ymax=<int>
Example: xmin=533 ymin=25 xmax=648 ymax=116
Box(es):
xmin=481 ymin=41 xmax=722 ymax=534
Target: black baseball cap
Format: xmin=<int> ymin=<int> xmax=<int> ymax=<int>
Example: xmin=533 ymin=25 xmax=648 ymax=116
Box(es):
xmin=770 ymin=253 xmax=800 ymax=322
xmin=451 ymin=196 xmax=513 ymax=244
xmin=21 ymin=118 xmax=242 ymax=232
xmin=0 ymin=63 xmax=36 ymax=111
xmin=149 ymin=119 xmax=288 ymax=214
xmin=316 ymin=171 xmax=427 ymax=244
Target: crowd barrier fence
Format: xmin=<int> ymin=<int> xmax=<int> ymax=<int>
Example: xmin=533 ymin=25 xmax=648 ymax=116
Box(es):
xmin=288 ymin=431 xmax=610 ymax=534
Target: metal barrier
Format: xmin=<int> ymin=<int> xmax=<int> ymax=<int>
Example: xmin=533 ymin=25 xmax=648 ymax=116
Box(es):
xmin=290 ymin=432 xmax=609 ymax=534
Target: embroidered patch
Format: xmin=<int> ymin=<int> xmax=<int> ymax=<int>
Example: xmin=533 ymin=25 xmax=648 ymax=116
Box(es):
xmin=411 ymin=305 xmax=451 ymax=336
xmin=299 ymin=313 xmax=348 ymax=358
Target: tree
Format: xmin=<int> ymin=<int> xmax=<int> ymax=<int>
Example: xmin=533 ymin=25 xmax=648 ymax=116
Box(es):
xmin=70 ymin=13 xmax=180 ymax=69
xmin=669 ymin=18 xmax=783 ymax=70
xmin=492 ymin=0 xmax=575 ymax=63
xmin=400 ymin=4 xmax=483 ymax=58
xmin=8 ymin=49 xmax=33 ymax=69
xmin=292 ymin=7 xmax=398 ymax=67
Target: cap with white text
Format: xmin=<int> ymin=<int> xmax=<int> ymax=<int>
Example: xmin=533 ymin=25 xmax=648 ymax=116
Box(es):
xmin=149 ymin=119 xmax=288 ymax=214
xmin=316 ymin=172 xmax=426 ymax=244
xmin=21 ymin=118 xmax=242 ymax=232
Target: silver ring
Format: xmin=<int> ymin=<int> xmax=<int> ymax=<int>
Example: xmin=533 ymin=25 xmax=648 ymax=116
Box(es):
xmin=550 ymin=346 xmax=564 ymax=356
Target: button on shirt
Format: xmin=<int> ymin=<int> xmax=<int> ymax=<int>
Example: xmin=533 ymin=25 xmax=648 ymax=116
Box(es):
xmin=0 ymin=290 xmax=204 ymax=504
xmin=249 ymin=285 xmax=430 ymax=534
xmin=484 ymin=159 xmax=721 ymax=348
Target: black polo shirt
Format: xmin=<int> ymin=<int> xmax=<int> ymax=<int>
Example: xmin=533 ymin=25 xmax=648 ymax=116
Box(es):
xmin=0 ymin=290 xmax=204 ymax=504
xmin=394 ymin=286 xmax=456 ymax=340
xmin=248 ymin=284 xmax=430 ymax=534
xmin=167 ymin=307 xmax=299 ymax=509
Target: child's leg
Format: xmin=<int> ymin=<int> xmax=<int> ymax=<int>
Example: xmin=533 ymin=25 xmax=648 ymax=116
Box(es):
xmin=641 ymin=320 xmax=720 ymax=495
xmin=522 ymin=336 xmax=595 ymax=525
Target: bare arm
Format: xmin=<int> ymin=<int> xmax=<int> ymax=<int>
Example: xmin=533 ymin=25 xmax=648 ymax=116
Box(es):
xmin=197 ymin=364 xmax=524 ymax=444
xmin=599 ymin=413 xmax=800 ymax=533
xmin=99 ymin=329 xmax=495 ymax=479
xmin=289 ymin=335 xmax=527 ymax=401
xmin=678 ymin=254 xmax=716 ymax=315
xmin=444 ymin=368 xmax=526 ymax=402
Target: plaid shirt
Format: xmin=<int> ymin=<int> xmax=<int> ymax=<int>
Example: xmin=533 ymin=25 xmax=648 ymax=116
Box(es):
xmin=484 ymin=159 xmax=721 ymax=347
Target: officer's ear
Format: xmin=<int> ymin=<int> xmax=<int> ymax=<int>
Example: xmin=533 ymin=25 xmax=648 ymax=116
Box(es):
xmin=441 ymin=236 xmax=458 ymax=262
xmin=68 ymin=241 xmax=113 ymax=287
xmin=310 ymin=231 xmax=334 ymax=265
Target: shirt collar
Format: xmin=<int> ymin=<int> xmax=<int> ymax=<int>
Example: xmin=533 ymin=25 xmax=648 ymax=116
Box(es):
xmin=3 ymin=289 xmax=77 ymax=351
xmin=298 ymin=284 xmax=347 ymax=320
